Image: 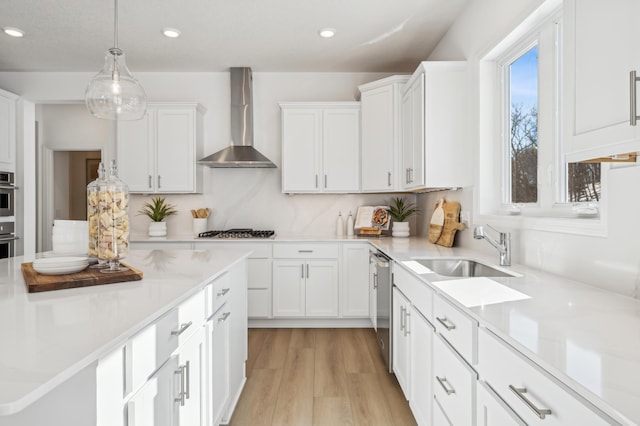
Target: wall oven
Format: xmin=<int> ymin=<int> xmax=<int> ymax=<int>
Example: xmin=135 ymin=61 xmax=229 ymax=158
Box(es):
xmin=0 ymin=171 xmax=16 ymax=217
xmin=0 ymin=222 xmax=17 ymax=259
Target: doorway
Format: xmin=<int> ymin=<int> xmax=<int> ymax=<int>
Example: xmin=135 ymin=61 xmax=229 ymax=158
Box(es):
xmin=53 ymin=150 xmax=101 ymax=221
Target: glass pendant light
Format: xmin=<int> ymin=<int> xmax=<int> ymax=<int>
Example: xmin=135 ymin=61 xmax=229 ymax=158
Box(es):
xmin=85 ymin=0 xmax=147 ymax=120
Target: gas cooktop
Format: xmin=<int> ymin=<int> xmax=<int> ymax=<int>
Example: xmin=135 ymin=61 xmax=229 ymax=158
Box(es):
xmin=198 ymin=228 xmax=275 ymax=239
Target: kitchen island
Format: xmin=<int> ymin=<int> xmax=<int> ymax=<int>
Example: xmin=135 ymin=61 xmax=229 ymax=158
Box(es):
xmin=0 ymin=248 xmax=250 ymax=425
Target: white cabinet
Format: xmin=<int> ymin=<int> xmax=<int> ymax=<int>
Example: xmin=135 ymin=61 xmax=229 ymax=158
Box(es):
xmin=280 ymin=102 xmax=360 ymax=193
xmin=476 ymin=380 xmax=526 ymax=426
xmin=0 ymin=88 xmax=17 ymax=172
xmin=400 ymin=62 xmax=470 ymax=190
xmin=117 ymin=103 xmax=205 ymax=193
xmin=205 ymin=304 xmax=230 ymax=426
xmin=272 ymin=243 xmax=339 ymax=317
xmin=563 ymin=0 xmax=640 ymax=162
xmin=410 ymin=308 xmax=434 ymax=426
xmin=358 ymin=76 xmax=409 ymax=192
xmin=392 ymin=287 xmax=411 ymax=399
xmin=477 ymin=327 xmax=611 ymax=426
xmin=341 ymin=243 xmax=370 ymax=317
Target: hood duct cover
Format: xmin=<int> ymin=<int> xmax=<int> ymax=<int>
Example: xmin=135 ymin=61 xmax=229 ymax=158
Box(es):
xmin=199 ymin=67 xmax=276 ymax=168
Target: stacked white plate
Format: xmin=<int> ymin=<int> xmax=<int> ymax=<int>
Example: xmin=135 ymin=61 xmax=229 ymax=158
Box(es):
xmin=32 ymin=256 xmax=89 ymax=275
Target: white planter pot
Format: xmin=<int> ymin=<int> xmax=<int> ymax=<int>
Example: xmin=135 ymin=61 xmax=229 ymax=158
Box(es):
xmin=148 ymin=221 xmax=167 ymax=237
xmin=392 ymin=221 xmax=410 ymax=237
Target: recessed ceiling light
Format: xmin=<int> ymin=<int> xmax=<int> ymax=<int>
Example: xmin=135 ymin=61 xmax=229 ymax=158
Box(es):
xmin=162 ymin=28 xmax=181 ymax=38
xmin=318 ymin=28 xmax=336 ymax=38
xmin=3 ymin=27 xmax=25 ymax=38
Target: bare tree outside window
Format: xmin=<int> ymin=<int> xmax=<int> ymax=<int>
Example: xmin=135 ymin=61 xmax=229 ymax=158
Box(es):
xmin=568 ymin=163 xmax=600 ymax=202
xmin=510 ymin=103 xmax=538 ymax=203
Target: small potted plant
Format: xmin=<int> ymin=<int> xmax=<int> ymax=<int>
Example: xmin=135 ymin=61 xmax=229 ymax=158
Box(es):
xmin=387 ymin=196 xmax=419 ymax=237
xmin=138 ymin=197 xmax=178 ymax=237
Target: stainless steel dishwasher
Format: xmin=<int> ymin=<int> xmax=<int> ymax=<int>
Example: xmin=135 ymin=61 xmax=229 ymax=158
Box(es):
xmin=371 ymin=249 xmax=392 ymax=372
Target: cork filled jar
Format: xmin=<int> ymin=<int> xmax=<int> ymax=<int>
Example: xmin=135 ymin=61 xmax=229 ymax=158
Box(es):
xmin=97 ymin=160 xmax=130 ymax=273
xmin=87 ymin=161 xmax=106 ymax=267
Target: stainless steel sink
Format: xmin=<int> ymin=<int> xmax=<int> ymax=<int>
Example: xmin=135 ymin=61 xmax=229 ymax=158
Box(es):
xmin=411 ymin=258 xmax=517 ymax=278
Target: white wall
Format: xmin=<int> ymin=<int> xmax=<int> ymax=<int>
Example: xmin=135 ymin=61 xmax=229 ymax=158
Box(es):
xmin=0 ymin=71 xmax=413 ymax=240
xmin=417 ymin=0 xmax=640 ymax=299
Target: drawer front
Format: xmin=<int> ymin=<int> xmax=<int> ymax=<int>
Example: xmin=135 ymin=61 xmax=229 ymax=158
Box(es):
xmin=193 ymin=241 xmax=272 ymax=258
xmin=478 ymin=328 xmax=611 ymax=425
xmin=248 ymin=258 xmax=271 ymax=289
xmin=273 ymin=243 xmax=340 ymax=259
xmin=434 ymin=294 xmax=477 ymax=363
xmin=127 ymin=290 xmax=204 ymax=395
xmin=433 ymin=333 xmax=477 ymax=426
xmin=393 ymin=263 xmax=433 ymax=321
xmin=206 ymin=272 xmax=231 ymax=318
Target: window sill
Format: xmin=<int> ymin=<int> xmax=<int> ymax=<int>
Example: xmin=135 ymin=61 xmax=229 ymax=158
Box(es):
xmin=477 ymin=212 xmax=607 ymax=237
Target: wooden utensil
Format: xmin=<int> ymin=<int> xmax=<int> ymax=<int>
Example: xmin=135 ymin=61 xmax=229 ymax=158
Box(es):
xmin=197 ymin=208 xmax=207 ymax=218
xmin=428 ymin=199 xmax=445 ymax=243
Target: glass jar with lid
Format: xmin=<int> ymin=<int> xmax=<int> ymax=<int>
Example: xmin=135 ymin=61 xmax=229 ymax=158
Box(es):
xmin=97 ymin=160 xmax=130 ymax=272
xmin=87 ymin=161 xmax=105 ymax=264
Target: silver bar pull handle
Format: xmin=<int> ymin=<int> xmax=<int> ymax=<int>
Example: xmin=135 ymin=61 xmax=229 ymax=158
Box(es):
xmin=217 ymin=288 xmax=230 ymax=297
xmin=404 ymin=309 xmax=411 ymax=337
xmin=157 ymin=175 xmax=161 ymax=189
xmin=184 ymin=361 xmax=190 ymax=400
xmin=373 ymin=272 xmax=378 ymax=289
xmin=174 ymin=366 xmax=185 ymax=406
xmin=148 ymin=175 xmax=152 ymax=189
xmin=631 ymin=71 xmax=640 ymax=125
xmin=301 ymin=264 xmax=305 ymax=278
xmin=387 ymin=171 xmax=392 ymax=187
xmin=298 ymin=250 xmax=313 ymax=253
xmin=306 ymin=263 xmax=309 ymax=278
xmin=171 ymin=321 xmax=193 ymax=336
xmin=509 ymin=385 xmax=552 ymax=419
xmin=315 ymin=174 xmax=318 ymax=188
xmin=406 ymin=168 xmax=410 ymax=184
xmin=436 ymin=376 xmax=456 ymax=395
xmin=400 ymin=305 xmax=406 ymax=331
xmin=409 ymin=168 xmax=414 ymax=183
xmin=324 ymin=174 xmax=327 ymax=188
xmin=218 ymin=312 xmax=231 ymax=323
xmin=436 ymin=316 xmax=456 ymax=331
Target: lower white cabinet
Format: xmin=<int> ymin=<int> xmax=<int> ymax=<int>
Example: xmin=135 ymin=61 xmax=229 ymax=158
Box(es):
xmin=272 ymin=259 xmax=339 ymax=317
xmin=410 ymin=308 xmax=434 ymax=426
xmin=477 ymin=327 xmax=611 ymax=425
xmin=205 ymin=305 xmax=230 ymax=426
xmin=341 ymin=243 xmax=370 ymax=317
xmin=433 ymin=333 xmax=477 ymax=426
xmin=392 ymin=287 xmax=411 ymax=399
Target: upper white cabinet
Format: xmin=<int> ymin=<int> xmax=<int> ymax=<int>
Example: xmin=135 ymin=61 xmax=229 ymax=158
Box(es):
xmin=117 ymin=103 xmax=205 ymax=193
xmin=280 ymin=102 xmax=360 ymax=193
xmin=358 ymin=76 xmax=409 ymax=192
xmin=400 ymin=62 xmax=470 ymax=191
xmin=563 ymin=0 xmax=640 ymax=161
xmin=0 ymin=88 xmax=17 ymax=172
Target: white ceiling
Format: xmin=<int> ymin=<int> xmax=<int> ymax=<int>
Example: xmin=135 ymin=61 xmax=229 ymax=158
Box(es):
xmin=0 ymin=0 xmax=469 ymax=73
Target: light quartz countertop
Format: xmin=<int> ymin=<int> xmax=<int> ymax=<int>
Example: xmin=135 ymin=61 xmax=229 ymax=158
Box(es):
xmin=0 ymin=248 xmax=251 ymax=416
xmin=135 ymin=234 xmax=640 ymax=425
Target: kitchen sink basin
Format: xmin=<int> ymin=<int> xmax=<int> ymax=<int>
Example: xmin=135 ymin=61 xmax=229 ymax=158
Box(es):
xmin=411 ymin=258 xmax=517 ymax=278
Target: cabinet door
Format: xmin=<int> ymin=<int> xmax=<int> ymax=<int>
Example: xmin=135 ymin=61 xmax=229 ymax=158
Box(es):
xmin=206 ymin=307 xmax=230 ymax=426
xmin=400 ymin=88 xmax=413 ymax=189
xmin=156 ymin=107 xmax=196 ymax=193
xmin=127 ymin=355 xmax=179 ymax=426
xmin=410 ymin=307 xmax=433 ymax=426
xmin=272 ymin=260 xmax=306 ymax=316
xmin=392 ymin=287 xmax=411 ymax=400
xmin=409 ymin=74 xmax=425 ymax=188
xmin=342 ymin=244 xmax=370 ymax=317
xmin=117 ymin=110 xmax=155 ymax=192
xmin=0 ymin=89 xmax=16 ymax=171
xmin=322 ymin=108 xmax=360 ymax=192
xmin=564 ymin=0 xmax=640 ymax=160
xmin=305 ymin=260 xmax=339 ymax=317
xmin=361 ymin=85 xmax=395 ymax=192
xmin=281 ymin=108 xmax=322 ymax=193
xmin=176 ymin=327 xmax=204 ymax=426
xmin=477 ymin=380 xmax=526 ymax=426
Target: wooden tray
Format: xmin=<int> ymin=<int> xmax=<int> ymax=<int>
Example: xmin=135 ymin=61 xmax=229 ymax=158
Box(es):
xmin=21 ymin=262 xmax=143 ymax=293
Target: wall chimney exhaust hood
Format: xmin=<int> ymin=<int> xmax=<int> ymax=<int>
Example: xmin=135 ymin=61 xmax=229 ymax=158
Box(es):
xmin=199 ymin=67 xmax=276 ymax=168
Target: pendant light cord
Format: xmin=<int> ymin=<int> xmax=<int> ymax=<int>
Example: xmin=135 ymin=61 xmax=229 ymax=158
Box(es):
xmin=113 ymin=0 xmax=118 ymax=49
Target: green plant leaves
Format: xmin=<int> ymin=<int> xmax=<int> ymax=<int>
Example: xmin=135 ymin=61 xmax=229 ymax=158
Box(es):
xmin=137 ymin=197 xmax=178 ymax=222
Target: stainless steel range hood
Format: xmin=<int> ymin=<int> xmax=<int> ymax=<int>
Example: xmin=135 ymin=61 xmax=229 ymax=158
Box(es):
xmin=199 ymin=67 xmax=276 ymax=168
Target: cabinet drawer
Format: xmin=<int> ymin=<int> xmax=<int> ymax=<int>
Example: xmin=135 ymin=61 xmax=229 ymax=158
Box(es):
xmin=195 ymin=241 xmax=272 ymax=258
xmin=434 ymin=293 xmax=477 ymax=363
xmin=478 ymin=328 xmax=611 ymax=425
xmin=433 ymin=333 xmax=477 ymax=426
xmin=273 ymin=243 xmax=339 ymax=259
xmin=393 ymin=263 xmax=433 ymax=321
xmin=206 ymin=272 xmax=231 ymax=317
xmin=127 ymin=290 xmax=204 ymax=394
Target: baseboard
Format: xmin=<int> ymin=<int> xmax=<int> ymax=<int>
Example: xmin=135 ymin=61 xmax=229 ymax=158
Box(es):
xmin=248 ymin=318 xmax=372 ymax=328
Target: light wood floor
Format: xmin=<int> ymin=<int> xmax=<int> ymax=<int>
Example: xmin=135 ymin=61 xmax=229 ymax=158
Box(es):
xmin=229 ymin=328 xmax=417 ymax=426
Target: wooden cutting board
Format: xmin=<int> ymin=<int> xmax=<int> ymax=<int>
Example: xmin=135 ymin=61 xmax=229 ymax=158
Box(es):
xmin=428 ymin=199 xmax=445 ymax=243
xmin=21 ymin=262 xmax=143 ymax=293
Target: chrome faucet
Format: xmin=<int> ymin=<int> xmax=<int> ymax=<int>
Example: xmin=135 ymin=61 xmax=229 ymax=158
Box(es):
xmin=473 ymin=225 xmax=511 ymax=266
